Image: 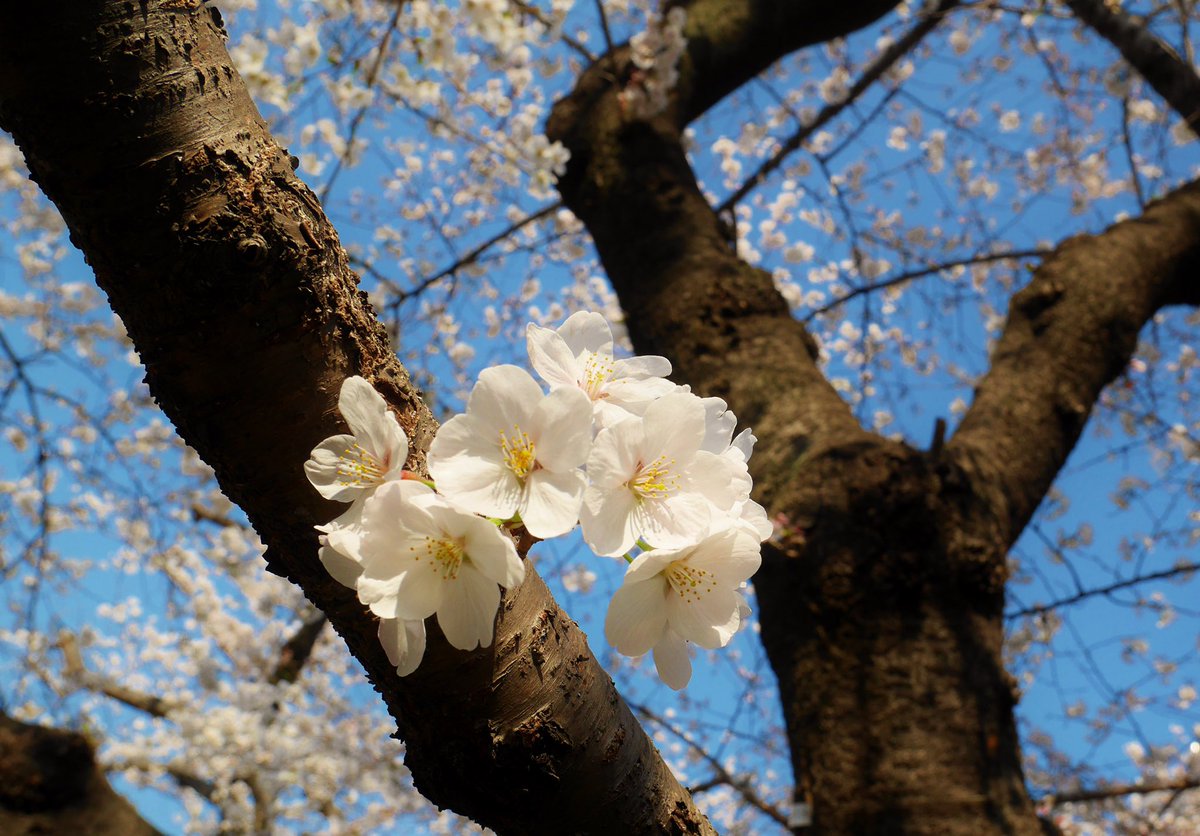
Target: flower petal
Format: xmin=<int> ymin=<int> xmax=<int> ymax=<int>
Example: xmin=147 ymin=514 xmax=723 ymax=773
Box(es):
xmin=556 ymin=311 xmax=613 ymax=357
xmin=532 ymin=386 xmax=592 ymax=471
xmin=585 ymin=420 xmax=643 ymax=488
xmin=378 ymin=617 xmax=427 ymax=676
xmin=666 ymin=582 xmax=744 ymax=650
xmin=641 ymin=391 xmax=705 ymax=459
xmin=699 ymin=396 xmax=736 ymax=454
xmin=522 ymin=468 xmax=585 ymax=539
xmin=527 ymin=323 xmax=581 ymax=389
xmin=605 ymin=577 xmax=669 ymax=657
xmin=652 ymin=630 xmax=692 ymax=690
xmin=466 ymin=365 xmax=542 ymax=432
xmin=459 ymin=514 xmax=524 ymax=589
xmin=318 ymin=544 xmax=363 ymax=588
xmin=304 ymin=434 xmax=362 ymax=501
xmin=338 ymin=376 xmax=408 ymax=472
xmin=428 ymin=414 xmax=523 ymax=519
xmin=637 ymin=491 xmax=711 ymax=549
xmin=437 ymin=566 xmax=501 ymax=650
xmin=614 ymin=354 xmax=672 ymax=379
xmin=580 ymin=483 xmax=640 ymax=556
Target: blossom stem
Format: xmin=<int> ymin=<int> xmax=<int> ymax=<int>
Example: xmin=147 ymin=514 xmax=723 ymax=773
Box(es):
xmin=400 ymin=470 xmax=436 ymax=489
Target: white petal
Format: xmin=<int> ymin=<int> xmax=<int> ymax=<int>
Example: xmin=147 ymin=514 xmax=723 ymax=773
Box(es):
xmin=378 ymin=617 xmax=427 ymax=676
xmin=652 ymin=630 xmax=692 ymax=690
xmin=637 ymin=492 xmax=711 ymax=549
xmin=687 ymin=529 xmax=763 ymax=585
xmin=522 ymin=469 xmax=585 ymax=539
xmin=318 ymin=545 xmax=363 ymax=588
xmin=338 ymin=377 xmax=408 ymax=472
xmin=438 ymin=567 xmax=501 ymax=650
xmin=624 ymin=547 xmax=679 ymax=584
xmin=614 ymin=355 xmax=672 ymax=379
xmin=467 ymin=365 xmax=542 ymax=433
xmin=556 ymin=311 xmax=613 ymax=357
xmin=527 ymin=323 xmax=581 ymax=389
xmin=580 ymin=483 xmax=640 ymax=556
xmin=605 ymin=578 xmax=669 ymax=656
xmin=459 ymin=515 xmax=524 ymax=588
xmin=305 ymin=434 xmax=364 ymax=501
xmin=428 ymin=414 xmax=523 ymax=519
xmin=739 ymin=499 xmax=773 ymax=542
xmin=384 ymin=558 xmax=447 ymax=620
xmin=641 ymin=391 xmax=705 ymax=459
xmin=731 ymin=428 xmax=757 ymax=463
xmin=698 ymin=397 xmax=736 ymax=454
xmin=666 ymin=583 xmax=744 ymax=649
xmin=688 ymin=451 xmax=751 ymax=514
xmin=532 ymin=386 xmax=593 ymax=471
xmin=585 ymin=420 xmax=643 ymax=488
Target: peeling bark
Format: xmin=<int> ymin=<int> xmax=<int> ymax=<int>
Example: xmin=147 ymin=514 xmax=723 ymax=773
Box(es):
xmin=0 ymin=3 xmax=711 ymax=833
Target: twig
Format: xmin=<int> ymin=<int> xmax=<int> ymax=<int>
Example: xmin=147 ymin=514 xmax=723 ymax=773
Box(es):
xmin=1005 ymin=561 xmax=1200 ymax=619
xmin=716 ymin=0 xmax=958 ymax=215
xmin=803 ymin=248 xmax=1050 ymax=322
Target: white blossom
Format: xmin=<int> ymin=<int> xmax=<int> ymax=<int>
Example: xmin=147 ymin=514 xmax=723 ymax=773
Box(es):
xmin=526 ymin=311 xmax=674 ymax=427
xmin=428 ymin=365 xmax=593 ymax=538
xmin=355 ymin=481 xmax=524 ymax=651
xmin=605 ymin=528 xmax=761 ymax=689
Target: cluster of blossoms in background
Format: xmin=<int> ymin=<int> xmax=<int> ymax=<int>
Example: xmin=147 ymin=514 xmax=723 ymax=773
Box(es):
xmin=305 ymin=312 xmax=768 ymax=689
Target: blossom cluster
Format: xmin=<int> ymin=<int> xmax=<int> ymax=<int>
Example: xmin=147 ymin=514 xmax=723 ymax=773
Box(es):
xmin=305 ymin=312 xmax=768 ymax=689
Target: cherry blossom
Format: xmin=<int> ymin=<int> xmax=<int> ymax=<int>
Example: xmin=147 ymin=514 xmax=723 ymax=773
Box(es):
xmin=428 ymin=364 xmax=592 ymax=538
xmin=355 ymin=481 xmax=525 ymax=651
xmin=580 ymin=390 xmax=740 ymax=556
xmin=304 ymin=376 xmax=408 ymax=502
xmin=527 ymin=311 xmax=675 ymax=428
xmin=605 ymin=528 xmax=762 ymax=689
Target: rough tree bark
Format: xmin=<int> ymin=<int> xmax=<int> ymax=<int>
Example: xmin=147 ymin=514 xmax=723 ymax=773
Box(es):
xmin=547 ymin=0 xmax=1200 ymax=833
xmin=0 ymin=2 xmax=712 ymax=833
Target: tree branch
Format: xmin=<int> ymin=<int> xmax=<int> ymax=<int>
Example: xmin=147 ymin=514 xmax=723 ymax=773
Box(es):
xmin=948 ymin=180 xmax=1200 ymax=547
xmin=1049 ymin=776 xmax=1200 ymax=805
xmin=0 ymin=713 xmax=161 ymax=836
xmin=717 ymin=0 xmax=958 ymax=216
xmin=1005 ymin=560 xmax=1200 ymax=620
xmin=1065 ymin=0 xmax=1200 ymax=137
xmin=0 ymin=3 xmax=709 ymax=833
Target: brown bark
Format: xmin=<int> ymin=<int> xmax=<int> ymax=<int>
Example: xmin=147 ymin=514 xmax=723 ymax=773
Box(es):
xmin=0 ymin=2 xmax=710 ymax=833
xmin=549 ymin=0 xmax=1198 ymax=833
xmin=0 ymin=713 xmax=161 ymax=836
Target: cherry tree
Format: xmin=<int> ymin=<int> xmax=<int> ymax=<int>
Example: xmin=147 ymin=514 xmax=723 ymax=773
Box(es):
xmin=1 ymin=0 xmax=1198 ymax=833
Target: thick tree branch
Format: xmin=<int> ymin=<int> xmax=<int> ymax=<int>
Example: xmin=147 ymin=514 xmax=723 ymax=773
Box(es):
xmin=1065 ymin=0 xmax=1200 ymax=137
xmin=949 ymin=180 xmax=1200 ymax=547
xmin=0 ymin=713 xmax=161 ymax=836
xmin=0 ymin=3 xmax=710 ymax=833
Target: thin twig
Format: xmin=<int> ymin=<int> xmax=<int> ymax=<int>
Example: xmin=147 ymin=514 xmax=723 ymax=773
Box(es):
xmin=716 ymin=0 xmax=958 ymax=215
xmin=803 ymin=248 xmax=1050 ymax=322
xmin=1005 ymin=561 xmax=1200 ymax=620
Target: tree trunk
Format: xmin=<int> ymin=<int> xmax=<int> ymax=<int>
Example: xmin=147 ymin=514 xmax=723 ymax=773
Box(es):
xmin=0 ymin=2 xmax=711 ymax=832
xmin=548 ymin=0 xmax=1200 ymax=832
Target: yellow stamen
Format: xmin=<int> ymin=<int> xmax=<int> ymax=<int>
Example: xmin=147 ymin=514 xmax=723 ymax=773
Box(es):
xmin=581 ymin=352 xmax=616 ymax=400
xmin=410 ymin=536 xmax=465 ymax=581
xmin=628 ymin=455 xmax=678 ymax=499
xmin=665 ymin=561 xmax=718 ymax=604
xmin=500 ymin=425 xmax=537 ymax=479
xmin=337 ymin=442 xmax=385 ymax=487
